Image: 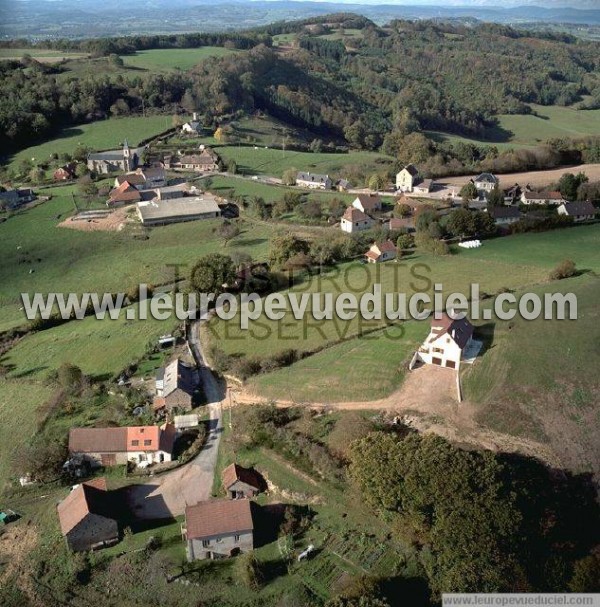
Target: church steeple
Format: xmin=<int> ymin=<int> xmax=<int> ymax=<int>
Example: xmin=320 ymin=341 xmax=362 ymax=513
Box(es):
xmin=123 ymin=139 xmax=132 ymax=170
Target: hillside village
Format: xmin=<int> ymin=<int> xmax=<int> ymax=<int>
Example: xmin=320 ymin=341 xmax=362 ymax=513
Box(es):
xmin=1 ymin=12 xmax=600 ymax=607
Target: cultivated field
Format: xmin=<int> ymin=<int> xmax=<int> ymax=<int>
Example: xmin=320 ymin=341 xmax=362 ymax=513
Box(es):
xmin=0 ymin=48 xmax=88 ymax=62
xmin=120 ymin=47 xmax=237 ymax=71
xmin=440 ymin=163 xmax=600 ymax=189
xmin=8 ymin=115 xmax=172 ymax=170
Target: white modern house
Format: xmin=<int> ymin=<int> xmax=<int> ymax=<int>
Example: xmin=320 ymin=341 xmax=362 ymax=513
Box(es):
xmin=395 ymin=164 xmax=420 ymax=192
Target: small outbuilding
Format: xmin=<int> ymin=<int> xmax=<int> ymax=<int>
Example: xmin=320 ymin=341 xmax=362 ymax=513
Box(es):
xmin=222 ymin=463 xmax=262 ymax=499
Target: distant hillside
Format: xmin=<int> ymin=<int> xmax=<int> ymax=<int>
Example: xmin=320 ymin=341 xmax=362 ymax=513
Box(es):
xmin=1 ymin=0 xmax=600 ymax=39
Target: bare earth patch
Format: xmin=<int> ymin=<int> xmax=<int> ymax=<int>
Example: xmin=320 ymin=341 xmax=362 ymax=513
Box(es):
xmin=58 ymin=207 xmax=132 ymax=232
xmin=0 ymin=524 xmax=40 ymax=605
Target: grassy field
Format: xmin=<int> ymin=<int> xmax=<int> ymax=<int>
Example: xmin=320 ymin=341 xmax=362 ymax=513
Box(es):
xmin=0 ymin=186 xmax=276 ymax=331
xmin=120 ymin=47 xmax=237 ymax=71
xmin=463 ymin=275 xmax=600 ymax=477
xmin=0 ymin=48 xmax=88 ymax=62
xmin=248 ymin=321 xmax=428 ymax=403
xmin=0 ymin=379 xmax=54 ymax=485
xmin=8 ymin=115 xmax=172 ymax=169
xmin=428 ymin=103 xmax=600 ymax=149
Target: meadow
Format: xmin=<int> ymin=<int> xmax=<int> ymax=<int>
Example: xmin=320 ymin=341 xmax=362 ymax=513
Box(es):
xmin=428 ymin=103 xmax=600 ymax=149
xmin=8 ymin=115 xmax=172 ymax=170
xmin=120 ymin=47 xmax=237 ymax=72
xmin=0 ymin=186 xmax=275 ymax=332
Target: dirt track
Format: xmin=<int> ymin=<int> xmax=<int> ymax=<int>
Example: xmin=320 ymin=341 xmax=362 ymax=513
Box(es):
xmin=440 ymin=163 xmax=600 ymax=189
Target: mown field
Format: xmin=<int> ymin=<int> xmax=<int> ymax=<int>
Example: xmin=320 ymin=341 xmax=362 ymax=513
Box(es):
xmin=120 ymin=47 xmax=237 ymax=71
xmin=428 ymin=103 xmax=600 ymax=149
xmin=8 ymin=115 xmax=171 ymax=170
xmin=0 ymin=186 xmax=275 ymax=332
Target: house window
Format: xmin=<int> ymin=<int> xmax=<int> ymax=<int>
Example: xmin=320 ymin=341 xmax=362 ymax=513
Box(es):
xmin=433 ymin=347 xmax=444 ymax=354
xmin=144 ymin=440 xmax=152 ymax=446
xmin=131 ymin=440 xmax=139 ymax=447
xmin=234 ymin=535 xmax=240 ymax=543
xmin=202 ymin=540 xmax=210 ymax=547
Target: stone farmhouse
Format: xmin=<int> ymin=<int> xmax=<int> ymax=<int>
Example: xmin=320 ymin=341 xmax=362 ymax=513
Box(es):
xmin=365 ymin=240 xmax=397 ymax=263
xmin=296 ymin=171 xmax=332 ymax=190
xmin=87 ymin=141 xmax=142 ymax=174
xmin=163 ymin=148 xmax=219 ymax=172
xmin=352 ymin=194 xmax=382 ymax=213
xmin=558 ymin=201 xmax=596 ymax=222
xmin=114 ymin=167 xmax=166 ymax=190
xmin=153 ymin=358 xmax=195 ymax=413
xmin=222 ymin=463 xmax=262 ymax=499
xmin=107 ymin=181 xmax=142 ymax=207
xmin=340 ymin=206 xmax=374 ymax=233
xmin=184 ymin=499 xmax=255 ymax=561
xmin=57 ymin=478 xmax=119 ymax=552
xmin=68 ymin=424 xmax=177 ymax=468
xmin=415 ymin=313 xmax=474 ymax=370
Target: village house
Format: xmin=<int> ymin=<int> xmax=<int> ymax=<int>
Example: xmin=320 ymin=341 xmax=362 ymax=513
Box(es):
xmin=296 ymin=171 xmax=332 ymax=190
xmin=114 ymin=167 xmax=166 ymax=190
xmin=503 ymin=184 xmax=522 ymax=206
xmin=222 ymin=463 xmax=262 ymax=499
xmin=181 ymin=113 xmax=203 ymax=135
xmin=395 ymin=164 xmax=420 ymax=192
xmin=340 ymin=205 xmax=374 ymax=233
xmin=137 ymin=195 xmax=221 ymax=226
xmin=473 ymin=173 xmax=499 ymax=194
xmin=0 ymin=188 xmax=35 ymax=209
xmin=107 ymin=181 xmax=142 ymax=207
xmin=57 ymin=478 xmax=119 ymax=552
xmin=184 ymin=499 xmax=255 ymax=561
xmin=415 ymin=312 xmax=474 ymax=370
xmin=413 ymin=178 xmax=434 ymax=195
xmin=152 ymin=182 xmax=194 ymax=201
xmin=336 ymin=178 xmax=352 ymax=192
xmin=87 ymin=141 xmax=141 ymax=174
xmin=153 ymin=358 xmax=195 ymax=413
xmin=521 ymin=190 xmax=565 ymax=206
xmin=53 ymin=162 xmax=77 ymax=181
xmin=384 ymin=216 xmax=415 ymax=232
xmin=489 ymin=206 xmax=521 ymax=227
xmin=365 ymin=240 xmax=397 ymax=263
xmin=163 ymin=148 xmax=219 ymax=172
xmin=557 ymin=201 xmax=596 ymax=222
xmin=352 ymin=194 xmax=382 ymax=214
xmin=68 ymin=423 xmax=177 ymax=468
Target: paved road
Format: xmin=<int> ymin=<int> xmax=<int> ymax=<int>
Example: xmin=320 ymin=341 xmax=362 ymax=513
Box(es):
xmin=127 ymin=320 xmax=224 ymax=519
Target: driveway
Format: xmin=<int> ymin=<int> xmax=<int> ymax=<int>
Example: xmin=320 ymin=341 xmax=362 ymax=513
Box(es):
xmin=127 ymin=321 xmax=225 ymax=519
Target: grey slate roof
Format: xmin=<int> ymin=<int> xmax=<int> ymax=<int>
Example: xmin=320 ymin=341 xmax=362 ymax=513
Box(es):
xmin=297 ymin=171 xmax=330 ymax=184
xmin=474 ymin=173 xmax=498 ymax=184
xmin=561 ymin=201 xmax=596 ymax=216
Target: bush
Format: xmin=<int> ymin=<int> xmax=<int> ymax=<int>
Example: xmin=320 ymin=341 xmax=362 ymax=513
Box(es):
xmin=549 ymin=259 xmax=576 ymax=281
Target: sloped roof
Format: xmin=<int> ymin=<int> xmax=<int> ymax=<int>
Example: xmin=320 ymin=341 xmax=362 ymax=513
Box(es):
xmin=57 ymin=478 xmax=114 ymax=535
xmin=430 ymin=312 xmax=473 ymax=349
xmin=222 ymin=463 xmax=261 ymax=491
xmin=560 ymin=201 xmax=596 ymax=216
xmin=354 ymin=194 xmax=381 ymax=211
xmin=69 ymin=426 xmax=171 ymax=454
xmin=402 ymin=164 xmax=419 ymax=177
xmin=342 ymin=206 xmax=369 ymax=222
xmin=297 ymin=171 xmax=330 ymax=184
xmin=109 ymin=181 xmax=141 ymax=202
xmin=474 ymin=173 xmax=498 ymax=184
xmin=116 ymin=173 xmax=145 ymax=186
xmin=490 ymin=206 xmax=520 ymax=219
xmin=523 ymin=190 xmax=563 ymax=200
xmin=185 ymin=499 xmax=254 ymax=539
xmin=162 ymin=358 xmax=194 ymax=397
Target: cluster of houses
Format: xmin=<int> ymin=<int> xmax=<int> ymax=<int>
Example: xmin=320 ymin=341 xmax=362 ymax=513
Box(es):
xmin=57 ymin=460 xmax=263 ymax=560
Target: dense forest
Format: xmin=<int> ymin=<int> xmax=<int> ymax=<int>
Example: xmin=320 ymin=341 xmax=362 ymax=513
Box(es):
xmin=2 ymin=14 xmax=600 ymax=172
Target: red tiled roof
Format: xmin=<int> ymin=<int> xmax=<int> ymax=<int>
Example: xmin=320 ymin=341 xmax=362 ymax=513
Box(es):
xmin=56 ymin=478 xmax=113 ymax=535
xmin=222 ymin=463 xmax=261 ymax=491
xmin=185 ymin=499 xmax=253 ymax=539
xmin=354 ymin=194 xmax=381 ymax=211
xmin=378 ymin=240 xmax=396 ymax=253
xmin=524 ymin=190 xmax=563 ymax=200
xmin=109 ymin=181 xmax=141 ymax=202
xmin=342 ymin=206 xmax=369 ymax=222
xmin=69 ymin=426 xmax=172 ymax=454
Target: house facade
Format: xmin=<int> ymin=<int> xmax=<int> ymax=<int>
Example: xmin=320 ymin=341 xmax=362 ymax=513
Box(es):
xmin=164 ymin=149 xmax=219 ymax=172
xmin=57 ymin=478 xmax=119 ymax=552
xmin=153 ymin=358 xmax=195 ymax=412
xmin=352 ymin=194 xmax=382 ymax=214
xmin=557 ymin=201 xmax=596 ymax=222
xmin=473 ymin=173 xmax=498 ymax=193
xmin=395 ymin=164 xmax=420 ymax=192
xmin=184 ymin=500 xmax=254 ymax=561
xmin=416 ymin=313 xmax=474 ymax=370
xmin=413 ymin=178 xmax=433 ymax=194
xmin=521 ymin=190 xmax=565 ymax=206
xmin=222 ymin=464 xmax=262 ymax=499
xmin=296 ymin=171 xmax=332 ymax=190
xmin=365 ymin=240 xmax=397 ymax=263
xmin=68 ymin=424 xmax=177 ymax=468
xmin=340 ymin=206 xmax=374 ymax=233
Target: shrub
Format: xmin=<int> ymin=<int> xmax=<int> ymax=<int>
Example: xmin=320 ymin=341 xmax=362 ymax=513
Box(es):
xmin=549 ymin=259 xmax=576 ymax=281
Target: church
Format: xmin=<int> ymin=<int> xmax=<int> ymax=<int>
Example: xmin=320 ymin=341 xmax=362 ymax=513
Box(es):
xmin=87 ymin=140 xmax=143 ymax=174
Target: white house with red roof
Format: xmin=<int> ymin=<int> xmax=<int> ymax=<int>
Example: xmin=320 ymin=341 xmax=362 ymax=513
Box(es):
xmin=415 ymin=312 xmax=474 ymax=370
xmin=340 ymin=206 xmax=374 ymax=233
xmin=352 ymin=194 xmax=382 ymax=213
xmin=365 ymin=240 xmax=397 ymax=263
